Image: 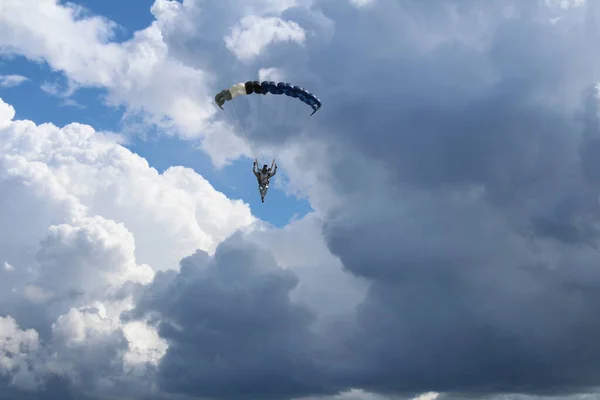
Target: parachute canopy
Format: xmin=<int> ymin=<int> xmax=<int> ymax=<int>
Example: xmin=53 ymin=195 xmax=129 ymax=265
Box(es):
xmin=215 ymin=81 xmax=322 ymax=116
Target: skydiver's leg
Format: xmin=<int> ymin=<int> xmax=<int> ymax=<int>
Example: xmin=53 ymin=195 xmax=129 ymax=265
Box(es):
xmin=259 ymin=185 xmax=268 ymax=202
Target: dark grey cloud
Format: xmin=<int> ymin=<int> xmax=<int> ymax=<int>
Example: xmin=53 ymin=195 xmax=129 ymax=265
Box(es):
xmin=127 ymin=232 xmax=343 ymax=400
xmin=304 ymin=0 xmax=600 ymax=397
xmin=0 ymin=376 xmax=89 ymax=400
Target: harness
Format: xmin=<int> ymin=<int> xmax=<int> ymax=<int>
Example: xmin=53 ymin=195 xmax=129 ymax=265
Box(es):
xmin=257 ymin=170 xmax=270 ymax=187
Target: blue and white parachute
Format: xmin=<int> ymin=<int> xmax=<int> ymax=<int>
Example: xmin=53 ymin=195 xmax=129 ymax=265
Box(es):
xmin=215 ymin=81 xmax=322 ymax=116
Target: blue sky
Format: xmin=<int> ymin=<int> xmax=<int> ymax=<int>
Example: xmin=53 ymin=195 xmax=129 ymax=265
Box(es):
xmin=0 ymin=0 xmax=312 ymax=227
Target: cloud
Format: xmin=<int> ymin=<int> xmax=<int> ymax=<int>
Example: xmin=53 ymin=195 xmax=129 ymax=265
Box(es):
xmin=126 ymin=232 xmax=340 ymax=400
xmin=32 ymin=216 xmax=154 ymax=308
xmin=50 ymin=305 xmax=128 ymax=388
xmin=0 ymin=94 xmax=255 ymax=308
xmin=0 ymin=99 xmax=15 ymax=127
xmin=413 ymin=394 xmax=439 ymax=400
xmin=0 ymin=0 xmax=217 ymax=142
xmin=348 ymin=0 xmax=375 ymax=7
xmin=39 ymin=82 xmax=60 ymax=96
xmin=298 ymin=389 xmax=401 ymax=400
xmin=259 ymin=67 xmax=286 ymax=82
xmin=0 ymin=74 xmax=28 ymax=87
xmin=39 ymin=80 xmax=84 ymax=108
xmin=0 ymin=95 xmax=255 ymax=397
xmin=545 ymin=0 xmax=587 ymax=9
xmin=298 ymin=389 xmax=442 ymax=400
xmin=281 ymin=0 xmax=600 ymax=397
xmin=224 ymin=15 xmax=306 ymax=61
xmin=246 ymin=213 xmax=368 ymax=323
xmin=0 ymin=316 xmax=46 ymax=390
xmin=0 ymin=97 xmax=255 ymax=274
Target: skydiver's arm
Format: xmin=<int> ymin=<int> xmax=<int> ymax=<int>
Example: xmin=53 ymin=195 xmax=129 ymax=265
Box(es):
xmin=253 ymin=159 xmax=258 ymax=175
xmin=269 ymin=165 xmax=277 ymax=178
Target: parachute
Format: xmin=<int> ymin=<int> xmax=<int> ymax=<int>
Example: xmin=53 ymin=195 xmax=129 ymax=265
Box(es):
xmin=214 ymin=80 xmax=322 ymax=146
xmin=215 ymin=81 xmax=321 ymax=115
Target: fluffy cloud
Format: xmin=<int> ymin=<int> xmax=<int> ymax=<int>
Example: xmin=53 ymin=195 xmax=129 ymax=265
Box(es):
xmin=0 ymin=0 xmax=216 ymax=141
xmin=0 ymin=98 xmax=255 ymax=272
xmin=246 ymin=213 xmax=367 ymax=322
xmin=0 ymin=316 xmax=46 ymax=390
xmin=546 ymin=0 xmax=587 ymax=8
xmin=259 ymin=67 xmax=286 ymax=82
xmin=0 ymin=94 xmax=254 ymax=268
xmin=348 ymin=0 xmax=375 ymax=8
xmin=126 ymin=233 xmax=339 ymax=399
xmin=299 ymin=389 xmax=430 ymax=400
xmin=0 ymin=96 xmax=254 ymax=397
xmin=225 ymin=16 xmax=306 ymax=61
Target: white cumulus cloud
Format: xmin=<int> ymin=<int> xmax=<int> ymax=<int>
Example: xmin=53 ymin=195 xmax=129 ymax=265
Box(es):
xmin=0 ymin=96 xmax=257 ymax=395
xmin=0 ymin=316 xmax=47 ymax=390
xmin=259 ymin=67 xmax=286 ymax=82
xmin=224 ymin=15 xmax=306 ymax=61
xmin=349 ymin=0 xmax=375 ymax=7
xmin=0 ymin=0 xmax=216 ymax=140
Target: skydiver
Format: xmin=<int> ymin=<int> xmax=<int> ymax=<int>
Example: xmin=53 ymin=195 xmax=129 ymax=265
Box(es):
xmin=253 ymin=159 xmax=277 ymax=203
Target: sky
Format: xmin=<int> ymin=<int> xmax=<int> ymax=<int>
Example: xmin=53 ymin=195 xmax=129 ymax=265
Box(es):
xmin=2 ymin=0 xmax=600 ymax=399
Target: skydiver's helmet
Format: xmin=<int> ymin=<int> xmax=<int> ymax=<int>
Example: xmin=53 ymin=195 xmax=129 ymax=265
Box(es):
xmin=262 ymin=165 xmax=269 ymax=173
